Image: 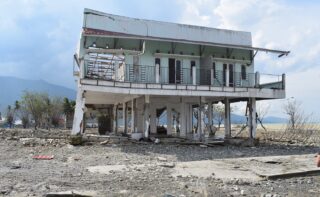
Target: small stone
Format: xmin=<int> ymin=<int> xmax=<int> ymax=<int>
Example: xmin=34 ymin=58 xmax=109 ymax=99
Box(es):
xmin=240 ymin=190 xmax=246 ymax=195
xmin=233 ymin=186 xmax=239 ymax=191
xmin=265 ymin=194 xmax=272 ymax=197
xmin=200 ymin=144 xmax=208 ymax=148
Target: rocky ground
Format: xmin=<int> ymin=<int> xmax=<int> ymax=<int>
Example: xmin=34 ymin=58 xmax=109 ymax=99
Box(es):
xmin=0 ymin=129 xmax=319 ymax=197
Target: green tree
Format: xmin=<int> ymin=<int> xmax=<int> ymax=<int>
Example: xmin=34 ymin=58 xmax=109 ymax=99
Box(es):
xmin=63 ymin=98 xmax=76 ymax=129
xmin=21 ymin=91 xmax=48 ymax=129
xmin=6 ymin=105 xmax=14 ymax=128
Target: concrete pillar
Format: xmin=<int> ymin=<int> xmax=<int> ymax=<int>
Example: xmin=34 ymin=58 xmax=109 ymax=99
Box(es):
xmin=113 ymin=104 xmax=118 ymax=133
xmin=226 ymin=66 xmax=230 ymax=87
xmin=156 ymin=64 xmax=160 ymax=83
xmin=248 ymin=98 xmax=257 ymax=138
xmin=167 ymin=105 xmax=172 ymax=135
xmin=150 ymin=105 xmax=157 ymax=134
xmin=180 ymin=102 xmax=187 ymax=137
xmin=208 ymin=102 xmax=213 ymax=134
xmin=123 ymin=102 xmax=127 ymax=133
xmin=192 ymin=66 xmax=197 ymax=85
xmin=198 ymin=98 xmax=202 ymax=140
xmin=131 ymin=99 xmax=135 ymax=133
xmin=80 ymin=60 xmax=85 ymax=79
xmin=189 ymin=104 xmax=193 ymax=134
xmin=144 ymin=96 xmax=150 ymax=138
xmin=255 ymin=72 xmax=260 ymax=87
xmin=282 ymin=73 xmax=286 ymax=89
xmin=72 ymin=89 xmax=85 ymax=135
xmin=224 ymin=98 xmax=231 ymax=138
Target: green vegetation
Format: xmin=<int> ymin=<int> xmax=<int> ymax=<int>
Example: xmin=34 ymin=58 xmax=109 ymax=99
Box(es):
xmin=4 ymin=91 xmax=75 ymax=129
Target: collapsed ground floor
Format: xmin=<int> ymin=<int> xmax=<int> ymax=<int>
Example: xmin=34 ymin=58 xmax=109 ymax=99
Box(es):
xmin=72 ymin=91 xmax=262 ymax=140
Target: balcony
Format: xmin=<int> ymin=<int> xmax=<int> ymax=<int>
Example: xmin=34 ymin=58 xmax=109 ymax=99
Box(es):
xmin=83 ymin=63 xmax=285 ymax=90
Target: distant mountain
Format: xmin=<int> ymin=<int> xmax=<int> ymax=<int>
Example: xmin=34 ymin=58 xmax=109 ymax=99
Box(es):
xmin=231 ymin=113 xmax=287 ymax=124
xmin=156 ymin=111 xmax=287 ymax=125
xmin=0 ymin=76 xmax=76 ymax=113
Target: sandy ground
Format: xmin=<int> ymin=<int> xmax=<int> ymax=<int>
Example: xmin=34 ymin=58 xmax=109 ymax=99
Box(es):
xmin=0 ymin=129 xmax=320 ymax=197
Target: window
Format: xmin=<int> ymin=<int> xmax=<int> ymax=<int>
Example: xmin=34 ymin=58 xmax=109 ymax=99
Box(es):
xmin=212 ymin=62 xmax=216 ymax=78
xmin=155 ymin=58 xmax=160 ymax=65
xmin=190 ymin=60 xmax=196 ymax=77
xmin=241 ymin=65 xmax=246 ymax=80
xmin=155 ymin=58 xmax=161 ymax=75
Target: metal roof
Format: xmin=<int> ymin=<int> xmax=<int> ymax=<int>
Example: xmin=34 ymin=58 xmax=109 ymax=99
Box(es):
xmin=83 ymin=8 xmax=290 ymax=55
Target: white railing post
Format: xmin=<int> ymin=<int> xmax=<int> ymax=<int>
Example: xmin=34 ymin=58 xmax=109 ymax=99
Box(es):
xmin=156 ymin=64 xmax=160 ymax=83
xmin=255 ymin=72 xmax=260 ymax=87
xmin=192 ymin=66 xmax=197 ymax=85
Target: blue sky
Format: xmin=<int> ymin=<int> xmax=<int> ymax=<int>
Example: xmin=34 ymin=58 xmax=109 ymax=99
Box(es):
xmin=1 ymin=0 xmax=320 ymax=119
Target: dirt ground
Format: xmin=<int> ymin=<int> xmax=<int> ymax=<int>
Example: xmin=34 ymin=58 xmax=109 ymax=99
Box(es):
xmin=0 ymin=129 xmax=320 ymax=197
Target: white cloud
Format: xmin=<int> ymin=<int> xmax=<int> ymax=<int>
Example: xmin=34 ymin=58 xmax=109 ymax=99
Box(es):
xmin=178 ymin=0 xmax=320 ymax=118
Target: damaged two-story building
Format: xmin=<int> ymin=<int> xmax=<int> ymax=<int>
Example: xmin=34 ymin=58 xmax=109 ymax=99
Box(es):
xmin=72 ymin=8 xmax=289 ymax=140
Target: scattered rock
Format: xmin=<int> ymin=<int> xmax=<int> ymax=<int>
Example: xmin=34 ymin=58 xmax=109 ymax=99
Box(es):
xmin=240 ymin=190 xmax=246 ymax=196
xmin=45 ymin=190 xmax=94 ymax=197
xmin=200 ymin=144 xmax=208 ymax=148
xmin=159 ymin=163 xmax=175 ymax=168
xmin=100 ymin=140 xmax=109 ymax=145
xmin=157 ymin=157 xmax=167 ymax=162
xmin=10 ymin=162 xmax=21 ymax=169
xmin=69 ymin=135 xmax=83 ymax=146
xmin=235 ymin=152 xmax=245 ymax=157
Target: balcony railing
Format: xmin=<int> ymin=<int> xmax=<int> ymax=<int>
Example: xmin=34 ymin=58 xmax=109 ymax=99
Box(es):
xmin=84 ymin=63 xmax=285 ymax=89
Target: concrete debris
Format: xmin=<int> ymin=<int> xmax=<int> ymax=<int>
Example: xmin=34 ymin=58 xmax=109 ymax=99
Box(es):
xmin=9 ymin=161 xmax=21 ymax=169
xmin=32 ymin=155 xmax=54 ymax=160
xmin=45 ymin=190 xmax=95 ymax=197
xmin=69 ymin=135 xmax=83 ymax=146
xmin=100 ymin=140 xmax=109 ymax=145
xmin=159 ymin=163 xmax=175 ymax=168
xmin=157 ymin=157 xmax=167 ymax=162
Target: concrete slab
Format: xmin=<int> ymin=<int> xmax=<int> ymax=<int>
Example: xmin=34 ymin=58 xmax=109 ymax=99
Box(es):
xmin=172 ymin=154 xmax=320 ymax=181
xmin=88 ymin=154 xmax=320 ymax=182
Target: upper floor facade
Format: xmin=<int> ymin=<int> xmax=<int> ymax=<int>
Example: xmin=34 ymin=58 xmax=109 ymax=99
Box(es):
xmin=74 ymin=9 xmax=289 ymax=100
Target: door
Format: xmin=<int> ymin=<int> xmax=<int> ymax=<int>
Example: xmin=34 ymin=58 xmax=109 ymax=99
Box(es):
xmin=176 ymin=60 xmax=181 ymax=84
xmin=169 ymin=58 xmax=175 ymax=84
xmin=223 ymin=63 xmax=234 ymax=86
xmin=229 ymin=64 xmax=234 ymax=87
xmin=223 ymin=64 xmax=227 ymax=86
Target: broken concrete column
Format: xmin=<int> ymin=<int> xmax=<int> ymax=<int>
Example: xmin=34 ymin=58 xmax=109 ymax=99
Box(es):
xmin=180 ymin=101 xmax=186 ymax=137
xmin=144 ymin=95 xmax=150 ymax=138
xmin=224 ymin=98 xmax=231 ymax=138
xmin=131 ymin=99 xmax=136 ymax=133
xmin=248 ymin=98 xmax=257 ymax=138
xmin=208 ymin=102 xmax=213 ymax=135
xmin=167 ymin=104 xmax=172 ymax=135
xmin=123 ymin=102 xmax=127 ymax=133
xmin=150 ymin=105 xmax=157 ymax=134
xmin=72 ymin=88 xmax=86 ymax=135
xmin=113 ymin=104 xmax=118 ymax=133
